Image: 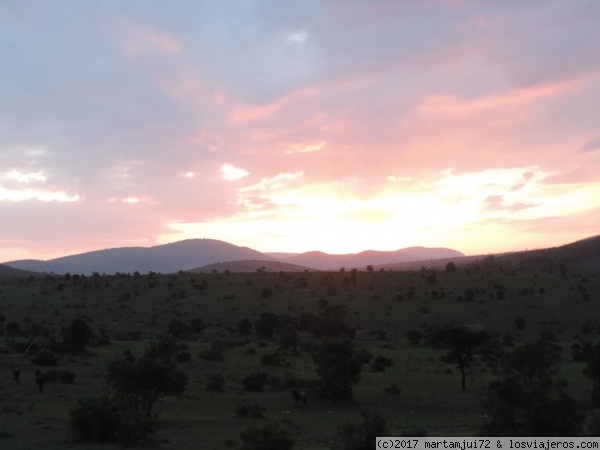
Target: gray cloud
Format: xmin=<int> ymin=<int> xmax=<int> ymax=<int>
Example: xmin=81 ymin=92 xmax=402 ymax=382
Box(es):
xmin=579 ymin=138 xmax=600 ymax=152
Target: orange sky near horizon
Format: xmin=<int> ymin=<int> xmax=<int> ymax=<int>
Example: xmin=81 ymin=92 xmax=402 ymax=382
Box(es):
xmin=1 ymin=1 xmax=599 ymax=262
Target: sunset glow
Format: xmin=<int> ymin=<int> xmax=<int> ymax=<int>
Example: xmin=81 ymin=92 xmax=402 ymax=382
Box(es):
xmin=1 ymin=1 xmax=599 ymax=262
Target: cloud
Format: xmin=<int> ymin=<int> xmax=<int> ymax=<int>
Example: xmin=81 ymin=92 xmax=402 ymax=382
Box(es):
xmin=579 ymin=138 xmax=600 ymax=152
xmin=221 ymin=164 xmax=249 ymax=181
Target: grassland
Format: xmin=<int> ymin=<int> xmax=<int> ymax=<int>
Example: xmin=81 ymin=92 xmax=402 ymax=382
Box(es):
xmin=0 ymin=263 xmax=598 ymax=449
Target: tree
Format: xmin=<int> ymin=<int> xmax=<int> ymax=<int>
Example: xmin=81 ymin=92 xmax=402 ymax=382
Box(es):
xmin=313 ymin=337 xmax=364 ymax=402
xmin=62 ymin=318 xmax=93 ymax=353
xmin=427 ymin=324 xmax=499 ymax=391
xmin=332 ymin=410 xmax=389 ymax=450
xmin=580 ymin=341 xmax=600 ymax=405
xmin=237 ymin=318 xmax=254 ymax=335
xmin=481 ymin=340 xmax=583 ymax=436
xmin=278 ymin=323 xmax=300 ymax=350
xmin=106 ymin=356 xmax=187 ymax=418
xmin=143 ymin=333 xmax=178 ymax=363
xmin=254 ymin=312 xmax=280 ymax=339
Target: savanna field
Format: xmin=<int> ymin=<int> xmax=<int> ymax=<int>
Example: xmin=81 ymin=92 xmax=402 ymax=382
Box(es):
xmin=0 ymin=263 xmax=599 ymax=449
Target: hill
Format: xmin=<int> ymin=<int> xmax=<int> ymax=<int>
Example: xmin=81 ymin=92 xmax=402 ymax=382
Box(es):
xmin=0 ymin=263 xmax=41 ymax=279
xmin=488 ymin=234 xmax=600 ymax=271
xmin=4 ymin=239 xmax=275 ymax=275
xmin=188 ymin=259 xmax=316 ymax=273
xmin=273 ymin=247 xmax=465 ymax=270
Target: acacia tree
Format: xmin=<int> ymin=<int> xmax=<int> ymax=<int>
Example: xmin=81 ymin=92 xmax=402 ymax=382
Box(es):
xmin=481 ymin=340 xmax=583 ymax=436
xmin=313 ymin=337 xmax=364 ymax=402
xmin=106 ymin=356 xmax=187 ymax=418
xmin=62 ymin=318 xmax=93 ymax=353
xmin=427 ymin=324 xmax=500 ymax=391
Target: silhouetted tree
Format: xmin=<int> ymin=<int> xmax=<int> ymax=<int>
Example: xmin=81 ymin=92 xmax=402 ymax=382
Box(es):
xmin=106 ymin=356 xmax=187 ymax=418
xmin=62 ymin=318 xmax=93 ymax=353
xmin=313 ymin=337 xmax=364 ymax=402
xmin=254 ymin=312 xmax=280 ymax=339
xmin=427 ymin=324 xmax=500 ymax=391
xmin=481 ymin=340 xmax=583 ymax=436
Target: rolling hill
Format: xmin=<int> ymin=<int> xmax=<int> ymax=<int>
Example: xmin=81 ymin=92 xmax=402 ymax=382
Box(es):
xmin=3 ymin=239 xmax=276 ymax=275
xmin=188 ymin=260 xmax=315 ymax=273
xmin=270 ymin=246 xmax=465 ymax=270
xmin=490 ymin=234 xmax=600 ymax=271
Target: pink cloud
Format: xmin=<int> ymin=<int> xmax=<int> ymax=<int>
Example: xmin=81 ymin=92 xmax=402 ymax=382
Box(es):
xmin=419 ymin=79 xmax=580 ymax=116
xmin=124 ymin=26 xmax=182 ymax=57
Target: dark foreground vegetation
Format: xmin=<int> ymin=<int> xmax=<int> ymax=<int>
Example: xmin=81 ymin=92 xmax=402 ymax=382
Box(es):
xmin=0 ymin=260 xmax=599 ymax=448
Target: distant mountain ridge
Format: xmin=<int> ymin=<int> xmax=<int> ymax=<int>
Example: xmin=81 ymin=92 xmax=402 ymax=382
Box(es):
xmin=3 ymin=235 xmax=599 ymax=275
xmin=3 ymin=239 xmax=465 ymax=275
xmin=4 ymin=239 xmax=275 ymax=275
xmin=271 ymin=246 xmax=465 ymax=270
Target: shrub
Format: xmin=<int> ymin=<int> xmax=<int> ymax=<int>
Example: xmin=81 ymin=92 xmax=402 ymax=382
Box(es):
xmin=60 ymin=370 xmax=76 ymax=384
xmin=62 ymin=318 xmax=93 ymax=353
xmin=332 ymin=410 xmax=389 ymax=450
xmin=200 ymin=348 xmax=224 ymax=362
xmin=69 ymin=395 xmax=155 ymax=444
xmin=370 ymin=355 xmax=394 ymax=372
xmin=168 ymin=319 xmax=192 ymax=340
xmin=113 ymin=330 xmax=142 ymax=341
xmin=144 ymin=333 xmax=178 ymax=363
xmin=235 ymin=400 xmax=266 ymax=418
xmin=32 ymin=349 xmax=59 ymax=366
xmin=406 ymin=329 xmax=424 ymax=345
xmin=243 ymin=371 xmax=269 ymax=392
xmin=384 ymin=383 xmax=401 ymax=395
xmin=254 ymin=313 xmax=280 ymax=339
xmin=176 ymin=351 xmax=192 ymax=363
xmin=237 ymin=318 xmax=254 ymax=335
xmin=106 ymin=356 xmax=187 ymax=418
xmin=260 ymin=352 xmax=291 ymax=367
xmin=313 ymin=337 xmax=364 ymax=402
xmin=206 ymin=374 xmax=225 ymax=392
xmin=239 ymin=423 xmax=294 ymax=450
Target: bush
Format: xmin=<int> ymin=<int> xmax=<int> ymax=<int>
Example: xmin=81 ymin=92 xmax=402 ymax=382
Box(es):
xmin=239 ymin=423 xmax=294 ymax=450
xmin=370 ymin=355 xmax=394 ymax=372
xmin=106 ymin=356 xmax=187 ymax=418
xmin=243 ymin=371 xmax=269 ymax=391
xmin=405 ymin=330 xmax=424 ymax=346
xmin=260 ymin=352 xmax=291 ymax=367
xmin=237 ymin=318 xmax=254 ymax=335
xmin=69 ymin=395 xmax=155 ymax=444
xmin=206 ymin=374 xmax=225 ymax=392
xmin=190 ymin=317 xmax=206 ymax=333
xmin=32 ymin=349 xmax=59 ymax=366
xmin=313 ymin=337 xmax=364 ymax=402
xmin=384 ymin=383 xmax=401 ymax=395
xmin=62 ymin=318 xmax=93 ymax=353
xmin=200 ymin=348 xmax=225 ymax=362
xmin=168 ymin=319 xmax=192 ymax=340
xmin=113 ymin=330 xmax=142 ymax=341
xmin=60 ymin=370 xmax=76 ymax=384
xmin=235 ymin=400 xmax=266 ymax=418
xmin=176 ymin=351 xmax=192 ymax=363
xmin=332 ymin=411 xmax=389 ymax=450
xmin=144 ymin=334 xmax=178 ymax=363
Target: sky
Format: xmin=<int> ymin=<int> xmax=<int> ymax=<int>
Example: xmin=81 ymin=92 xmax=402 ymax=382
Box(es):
xmin=1 ymin=0 xmax=600 ymax=262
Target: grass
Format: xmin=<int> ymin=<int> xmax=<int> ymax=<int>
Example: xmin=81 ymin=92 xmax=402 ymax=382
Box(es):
xmin=0 ymin=265 xmax=598 ymax=448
